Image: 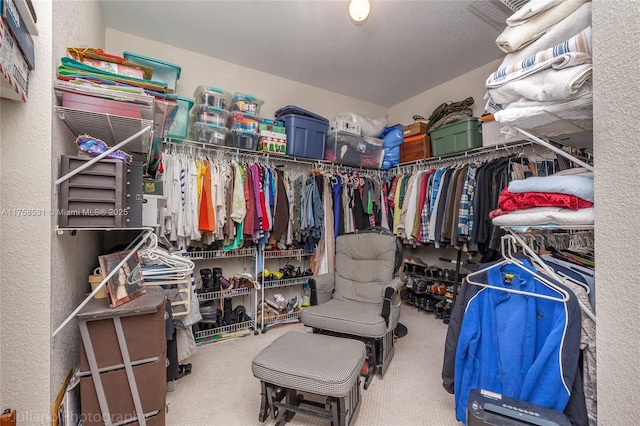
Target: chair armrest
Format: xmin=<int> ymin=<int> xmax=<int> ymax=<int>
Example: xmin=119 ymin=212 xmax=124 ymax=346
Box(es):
xmin=381 ymin=278 xmax=402 ymax=326
xmin=309 ymin=274 xmax=335 ymax=306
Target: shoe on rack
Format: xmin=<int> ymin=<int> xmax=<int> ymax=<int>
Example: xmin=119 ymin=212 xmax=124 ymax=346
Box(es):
xmin=286 ymin=297 xmax=298 ymax=313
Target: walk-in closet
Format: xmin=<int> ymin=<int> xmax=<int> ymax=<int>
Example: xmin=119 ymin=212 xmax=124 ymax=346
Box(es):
xmin=0 ymin=1 xmax=638 ymax=426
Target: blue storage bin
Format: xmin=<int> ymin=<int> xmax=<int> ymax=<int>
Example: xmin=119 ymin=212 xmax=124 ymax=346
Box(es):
xmin=123 ymin=52 xmax=181 ymax=92
xmin=276 ymin=106 xmax=329 ymax=160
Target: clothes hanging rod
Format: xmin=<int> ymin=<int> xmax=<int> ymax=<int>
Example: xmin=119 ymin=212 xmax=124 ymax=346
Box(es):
xmin=162 ymin=138 xmax=382 ymax=176
xmin=388 ymin=140 xmax=536 ymax=175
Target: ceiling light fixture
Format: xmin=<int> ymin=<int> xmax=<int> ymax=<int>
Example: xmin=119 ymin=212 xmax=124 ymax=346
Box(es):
xmin=349 ymin=0 xmax=370 ymax=22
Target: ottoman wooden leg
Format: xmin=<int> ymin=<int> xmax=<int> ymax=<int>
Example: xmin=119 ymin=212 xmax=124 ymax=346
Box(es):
xmin=258 ymin=381 xmax=269 ymax=422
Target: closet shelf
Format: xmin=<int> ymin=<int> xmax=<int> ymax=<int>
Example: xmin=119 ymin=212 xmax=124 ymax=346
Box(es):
xmin=262 ymin=276 xmax=314 ymax=290
xmin=194 ymin=319 xmax=256 ymax=342
xmin=186 ymin=247 xmax=257 ymax=259
xmin=262 ymin=310 xmax=301 ymax=325
xmin=500 ymin=225 xmax=594 ymax=232
xmin=55 ymin=106 xmax=154 ymax=153
xmin=55 ymin=226 xmax=155 ymax=235
xmin=196 ymin=287 xmax=253 ymax=301
xmin=263 ymin=249 xmax=314 ymax=259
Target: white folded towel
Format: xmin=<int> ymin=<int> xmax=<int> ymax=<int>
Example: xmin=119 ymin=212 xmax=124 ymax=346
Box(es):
xmin=496 ymin=0 xmax=588 ymax=53
xmin=497 ymin=2 xmax=592 ymax=71
xmin=489 ymin=64 xmax=592 ymax=106
xmin=506 ymin=0 xmax=566 ymax=26
xmin=492 ymin=207 xmax=594 ymax=227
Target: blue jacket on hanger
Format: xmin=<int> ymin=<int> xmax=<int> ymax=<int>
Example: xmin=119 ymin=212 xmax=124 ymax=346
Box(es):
xmin=454 ymin=259 xmax=581 ymax=424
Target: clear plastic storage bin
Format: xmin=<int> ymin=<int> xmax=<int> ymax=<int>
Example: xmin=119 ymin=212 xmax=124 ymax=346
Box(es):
xmin=194 ymin=86 xmax=232 ymax=110
xmin=192 ymin=105 xmax=230 ymax=127
xmin=123 ymin=52 xmax=181 ymax=92
xmin=229 ymin=111 xmax=259 ymax=133
xmin=325 ymin=131 xmax=385 ymax=168
xmin=228 ymin=129 xmax=258 ymax=150
xmin=231 ymin=92 xmax=264 ymax=116
xmin=166 ymin=96 xmax=194 ymax=141
xmin=192 ymin=122 xmax=229 ymax=146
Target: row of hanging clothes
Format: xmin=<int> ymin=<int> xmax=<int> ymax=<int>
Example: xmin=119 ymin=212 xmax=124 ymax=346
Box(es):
xmin=158 ymin=143 xmax=350 ymax=258
xmin=441 ymin=230 xmax=596 ymax=426
xmin=158 ymin=143 xmax=324 ymax=252
xmin=377 ymin=143 xmax=576 ymax=260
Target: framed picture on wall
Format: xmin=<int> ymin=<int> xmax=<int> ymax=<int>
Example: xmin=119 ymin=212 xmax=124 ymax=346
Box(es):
xmin=98 ymin=250 xmax=146 ymax=308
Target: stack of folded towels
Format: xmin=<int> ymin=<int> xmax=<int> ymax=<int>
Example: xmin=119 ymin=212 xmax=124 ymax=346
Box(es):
xmin=491 ymin=168 xmax=594 ymax=227
xmin=485 ymin=0 xmax=593 ymax=135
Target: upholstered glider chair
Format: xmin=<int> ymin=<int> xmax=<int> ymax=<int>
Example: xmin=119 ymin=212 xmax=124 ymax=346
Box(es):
xmin=300 ymin=228 xmax=403 ymax=389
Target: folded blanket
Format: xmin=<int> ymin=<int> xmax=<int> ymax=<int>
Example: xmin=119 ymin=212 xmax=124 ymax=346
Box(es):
xmin=488 ymin=64 xmax=592 ymax=106
xmin=498 ymin=187 xmax=593 ymax=211
xmin=496 ymin=3 xmax=592 ymax=73
xmin=494 ymin=96 xmax=592 ymax=137
xmin=506 ymin=0 xmax=566 ymax=26
xmin=492 ymin=207 xmax=594 ymax=227
xmin=508 ymin=174 xmax=594 ymax=202
xmin=499 ymin=79 xmax=591 ymax=109
xmin=488 ymin=26 xmax=592 ymax=88
xmin=496 ymin=0 xmax=588 ymax=53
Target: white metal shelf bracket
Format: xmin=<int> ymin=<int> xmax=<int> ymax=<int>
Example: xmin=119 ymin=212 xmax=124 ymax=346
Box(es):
xmin=511 ymin=126 xmax=594 ymax=172
xmin=52 ymin=229 xmax=155 ymax=338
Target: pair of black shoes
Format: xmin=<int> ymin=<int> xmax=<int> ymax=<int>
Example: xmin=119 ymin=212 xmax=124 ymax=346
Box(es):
xmin=199 ymin=268 xmax=222 ymax=292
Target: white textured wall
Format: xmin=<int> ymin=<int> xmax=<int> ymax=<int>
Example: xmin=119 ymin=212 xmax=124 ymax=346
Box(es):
xmin=592 ymin=0 xmax=640 ymax=422
xmin=105 ymin=29 xmax=388 ymax=121
xmin=0 ymin=0 xmax=53 ymax=422
xmin=49 ymin=0 xmax=105 ymax=404
xmin=387 ymin=59 xmax=502 ymax=125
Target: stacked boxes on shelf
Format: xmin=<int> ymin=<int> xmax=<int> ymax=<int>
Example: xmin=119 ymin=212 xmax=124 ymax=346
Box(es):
xmin=191 ymin=86 xmax=232 ymax=146
xmin=0 ymin=0 xmax=35 ymax=101
xmin=258 ymin=118 xmax=287 ymax=154
xmin=228 ymin=92 xmax=264 ymax=150
xmin=400 ymin=121 xmax=431 ymax=163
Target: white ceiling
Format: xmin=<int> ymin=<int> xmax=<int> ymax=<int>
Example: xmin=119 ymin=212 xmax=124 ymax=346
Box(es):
xmin=101 ymin=0 xmax=513 ymax=107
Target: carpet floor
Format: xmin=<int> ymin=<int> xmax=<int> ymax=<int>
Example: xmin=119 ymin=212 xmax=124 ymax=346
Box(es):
xmin=165 ymin=304 xmax=460 ymax=425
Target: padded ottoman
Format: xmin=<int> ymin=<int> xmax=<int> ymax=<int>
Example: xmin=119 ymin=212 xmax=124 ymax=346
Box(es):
xmin=252 ymin=331 xmax=366 ymax=426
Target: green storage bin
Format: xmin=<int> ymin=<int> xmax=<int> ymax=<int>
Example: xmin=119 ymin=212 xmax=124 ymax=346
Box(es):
xmin=166 ymin=96 xmax=194 ymax=141
xmin=429 ymin=117 xmax=482 ymax=156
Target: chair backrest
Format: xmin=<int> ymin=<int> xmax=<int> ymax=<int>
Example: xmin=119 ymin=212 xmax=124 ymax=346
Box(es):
xmin=333 ymin=231 xmax=401 ymax=305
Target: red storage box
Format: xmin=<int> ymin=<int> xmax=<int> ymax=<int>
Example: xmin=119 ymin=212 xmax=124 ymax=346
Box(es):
xmin=61 ymin=92 xmax=142 ymax=119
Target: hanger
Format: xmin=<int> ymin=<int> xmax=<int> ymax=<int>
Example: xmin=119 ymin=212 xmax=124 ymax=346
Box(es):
xmin=465 ymin=234 xmax=570 ymax=303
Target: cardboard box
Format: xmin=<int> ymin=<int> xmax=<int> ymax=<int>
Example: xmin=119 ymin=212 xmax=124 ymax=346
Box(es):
xmin=0 ymin=0 xmax=34 ymax=69
xmin=400 ymin=134 xmax=431 ymax=163
xmin=0 ymin=19 xmax=28 ymax=101
xmin=259 ymin=131 xmax=287 ymax=154
xmin=403 ymin=121 xmax=428 ymax=137
xmin=143 ymin=179 xmax=163 ymax=196
xmin=330 ymin=119 xmax=361 ymax=135
xmin=258 ymin=122 xmax=286 ymax=134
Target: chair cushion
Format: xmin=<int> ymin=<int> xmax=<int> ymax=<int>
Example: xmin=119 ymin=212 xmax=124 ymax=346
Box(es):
xmin=251 ymin=331 xmax=366 ymax=397
xmin=334 ymin=232 xmax=399 ymax=305
xmin=300 ymin=299 xmax=388 ymax=338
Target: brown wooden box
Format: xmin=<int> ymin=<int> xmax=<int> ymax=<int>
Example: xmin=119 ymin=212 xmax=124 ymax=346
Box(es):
xmin=403 ymin=122 xmax=428 ymax=138
xmin=400 ymin=134 xmax=431 ymax=163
